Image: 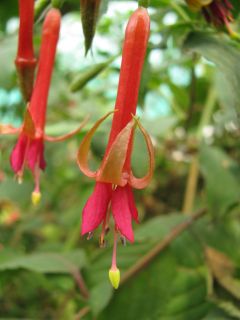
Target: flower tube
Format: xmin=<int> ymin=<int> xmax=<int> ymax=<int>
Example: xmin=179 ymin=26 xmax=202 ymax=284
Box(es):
xmin=0 ymin=9 xmax=87 ymax=204
xmin=15 ymin=0 xmax=37 ymax=102
xmin=77 ymin=7 xmax=154 ymax=289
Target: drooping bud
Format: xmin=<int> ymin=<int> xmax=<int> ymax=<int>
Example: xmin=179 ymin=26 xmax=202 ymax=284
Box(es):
xmin=15 ymin=0 xmax=37 ymax=102
xmin=109 ymin=267 xmax=120 ymax=289
xmin=30 ymin=8 xmax=61 ymax=130
xmin=80 ymin=0 xmax=101 ymax=55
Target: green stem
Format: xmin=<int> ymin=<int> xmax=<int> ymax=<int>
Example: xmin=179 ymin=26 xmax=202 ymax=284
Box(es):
xmin=138 ymin=0 xmax=150 ymax=8
xmin=182 ymin=88 xmax=216 ymax=215
xmin=197 ymin=88 xmax=217 ymax=140
xmin=170 ymin=2 xmax=191 ymax=22
xmin=121 ymin=208 xmax=206 ymax=284
xmin=51 ymin=0 xmax=65 ymax=9
xmin=34 ymin=0 xmax=50 ymax=21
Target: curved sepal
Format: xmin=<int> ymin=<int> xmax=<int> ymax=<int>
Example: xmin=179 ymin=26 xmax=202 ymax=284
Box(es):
xmin=44 ymin=116 xmax=89 ymax=142
xmin=97 ymin=119 xmax=136 ymax=186
xmin=129 ymin=118 xmax=154 ymax=189
xmin=0 ymin=124 xmax=20 ymax=135
xmin=77 ymin=111 xmax=114 ymax=179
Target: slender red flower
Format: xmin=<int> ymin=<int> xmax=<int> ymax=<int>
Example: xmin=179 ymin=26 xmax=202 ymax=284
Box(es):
xmin=15 ymin=0 xmax=37 ymax=102
xmin=186 ymin=0 xmax=234 ymax=33
xmin=77 ymin=7 xmax=154 ymax=288
xmin=1 ymin=9 xmax=87 ymax=204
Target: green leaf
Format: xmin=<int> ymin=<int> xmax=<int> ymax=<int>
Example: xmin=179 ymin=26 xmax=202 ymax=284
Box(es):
xmin=199 ymin=144 xmax=240 ymax=215
xmin=99 ymin=251 xmax=210 ymax=320
xmin=89 ymin=281 xmax=113 ymax=316
xmin=135 ymin=213 xmax=187 ymax=241
xmin=183 ymin=32 xmax=240 ymax=120
xmin=70 ymin=57 xmax=115 ymax=92
xmin=0 ymin=250 xmax=87 ymax=274
xmin=0 ymin=178 xmax=33 ymax=206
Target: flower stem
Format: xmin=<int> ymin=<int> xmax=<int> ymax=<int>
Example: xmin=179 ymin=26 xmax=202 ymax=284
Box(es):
xmin=182 ymin=88 xmax=216 ymax=214
xmin=138 ymin=0 xmax=150 ymax=8
xmin=121 ymin=208 xmax=206 ymax=285
xmin=111 ymin=229 xmax=118 ymax=270
xmin=34 ymin=0 xmax=50 ymax=21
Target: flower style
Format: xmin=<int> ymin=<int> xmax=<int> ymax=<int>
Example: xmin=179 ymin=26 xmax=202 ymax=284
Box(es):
xmin=1 ymin=9 xmax=87 ymax=204
xmin=186 ymin=0 xmax=234 ymax=33
xmin=15 ymin=0 xmax=37 ymax=102
xmin=77 ymin=7 xmax=154 ymax=289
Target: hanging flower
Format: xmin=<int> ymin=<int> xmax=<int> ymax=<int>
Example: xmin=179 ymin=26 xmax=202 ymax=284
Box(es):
xmin=186 ymin=0 xmax=234 ymax=33
xmin=77 ymin=7 xmax=154 ymax=289
xmin=1 ymin=9 xmax=87 ymax=204
xmin=15 ymin=0 xmax=37 ymax=102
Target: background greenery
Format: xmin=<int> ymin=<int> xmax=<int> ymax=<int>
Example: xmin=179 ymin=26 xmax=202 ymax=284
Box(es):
xmin=0 ymin=0 xmax=240 ymax=319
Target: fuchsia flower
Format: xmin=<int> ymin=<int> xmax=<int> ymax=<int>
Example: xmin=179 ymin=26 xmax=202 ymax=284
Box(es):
xmin=1 ymin=9 xmax=87 ymax=204
xmin=15 ymin=0 xmax=37 ymax=102
xmin=77 ymin=7 xmax=154 ymax=289
xmin=186 ymin=0 xmax=234 ymax=33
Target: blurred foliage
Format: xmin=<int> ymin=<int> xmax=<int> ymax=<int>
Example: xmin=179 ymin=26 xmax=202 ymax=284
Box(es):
xmin=0 ymin=0 xmax=240 ymax=319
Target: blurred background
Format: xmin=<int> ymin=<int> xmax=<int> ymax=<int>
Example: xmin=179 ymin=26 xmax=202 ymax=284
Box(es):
xmin=1 ymin=0 xmax=240 ymax=319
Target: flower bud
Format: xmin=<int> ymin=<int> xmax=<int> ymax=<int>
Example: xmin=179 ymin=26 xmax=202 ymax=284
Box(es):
xmin=109 ymin=267 xmax=120 ymax=289
xmin=80 ymin=0 xmax=101 ymax=55
xmin=31 ymin=191 xmax=41 ymax=206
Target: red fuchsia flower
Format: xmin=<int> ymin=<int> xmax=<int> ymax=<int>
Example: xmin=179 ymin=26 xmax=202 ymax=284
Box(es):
xmin=77 ymin=7 xmax=154 ymax=289
xmin=15 ymin=0 xmax=37 ymax=102
xmin=186 ymin=0 xmax=234 ymax=34
xmin=1 ymin=9 xmax=87 ymax=205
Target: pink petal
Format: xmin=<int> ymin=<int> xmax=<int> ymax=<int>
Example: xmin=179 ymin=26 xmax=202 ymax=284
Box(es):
xmin=10 ymin=133 xmax=28 ymax=173
xmin=112 ymin=186 xmax=134 ymax=242
xmin=27 ymin=138 xmax=46 ymax=172
xmin=81 ymin=182 xmax=112 ymax=236
xmin=126 ymin=184 xmax=139 ymax=223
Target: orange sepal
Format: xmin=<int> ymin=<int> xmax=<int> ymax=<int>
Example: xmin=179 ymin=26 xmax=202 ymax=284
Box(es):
xmin=129 ymin=118 xmax=155 ymax=189
xmin=44 ymin=116 xmax=89 ymax=142
xmin=0 ymin=124 xmax=20 ymax=135
xmin=77 ymin=111 xmax=115 ymax=179
xmin=97 ymin=119 xmax=136 ymax=186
